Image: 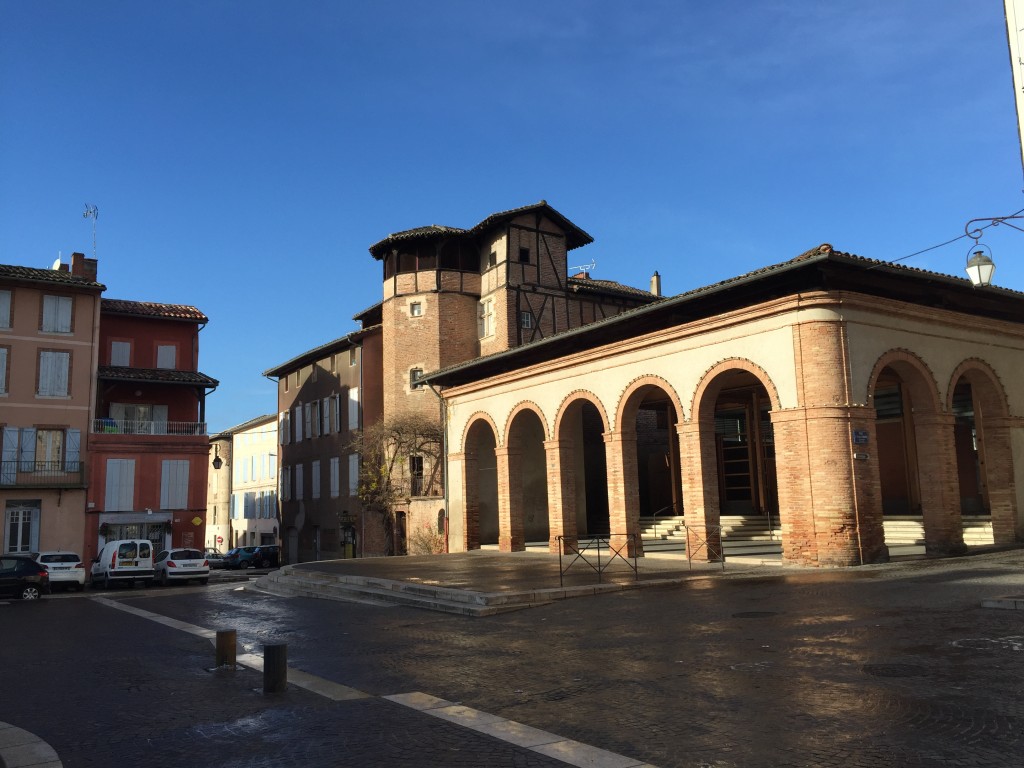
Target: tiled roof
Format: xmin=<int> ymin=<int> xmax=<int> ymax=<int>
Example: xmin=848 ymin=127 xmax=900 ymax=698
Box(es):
xmin=102 ymin=298 xmax=208 ymax=322
xmin=262 ymin=325 xmax=381 ymax=377
xmin=97 ymin=366 xmax=219 ymax=387
xmin=569 ymin=275 xmax=661 ymax=301
xmin=0 ymin=263 xmax=105 ymax=290
xmin=423 ymin=243 xmax=1024 ymax=388
xmin=368 ymin=201 xmax=593 ymax=257
xmin=212 ymin=413 xmax=276 ymax=438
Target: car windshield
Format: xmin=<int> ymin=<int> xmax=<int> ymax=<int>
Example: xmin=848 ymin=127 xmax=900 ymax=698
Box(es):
xmin=117 ymin=543 xmax=139 ymax=558
xmin=39 ymin=553 xmax=80 ymax=563
xmin=171 ymin=550 xmax=203 ymax=561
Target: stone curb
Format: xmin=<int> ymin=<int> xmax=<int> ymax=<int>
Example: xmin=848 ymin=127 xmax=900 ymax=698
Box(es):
xmin=0 ymin=722 xmax=62 ymax=768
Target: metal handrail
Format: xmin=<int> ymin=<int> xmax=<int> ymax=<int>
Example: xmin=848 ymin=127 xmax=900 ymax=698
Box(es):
xmin=557 ymin=534 xmax=638 ymax=586
xmin=92 ymin=419 xmax=207 ymax=436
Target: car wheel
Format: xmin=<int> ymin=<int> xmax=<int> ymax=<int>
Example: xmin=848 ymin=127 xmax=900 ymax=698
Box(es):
xmin=199 ymin=578 xmax=208 ymax=585
xmin=259 ymin=559 xmax=270 ymax=568
xmin=102 ymin=573 xmax=111 ymax=590
xmin=20 ymin=584 xmax=41 ymax=600
xmin=240 ymin=560 xmax=251 ymax=569
xmin=160 ymin=570 xmax=169 ymax=586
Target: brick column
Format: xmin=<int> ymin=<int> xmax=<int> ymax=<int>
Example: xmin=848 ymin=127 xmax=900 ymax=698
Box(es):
xmin=604 ymin=430 xmax=643 ymax=557
xmin=914 ymin=412 xmax=967 ymax=555
xmin=677 ymin=419 xmax=722 ymax=561
xmin=771 ymin=406 xmax=888 ymax=566
xmin=544 ymin=439 xmax=577 ymax=554
xmin=494 ymin=446 xmax=525 ymax=551
xmin=452 ymin=452 xmax=478 ymax=551
xmin=979 ymin=416 xmax=1019 ymax=544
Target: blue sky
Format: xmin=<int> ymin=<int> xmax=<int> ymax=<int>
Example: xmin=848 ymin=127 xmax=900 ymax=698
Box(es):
xmin=2 ymin=1 xmax=1022 ymax=432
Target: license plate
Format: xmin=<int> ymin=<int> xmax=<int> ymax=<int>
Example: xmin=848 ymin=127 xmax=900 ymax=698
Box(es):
xmin=53 ymin=566 xmax=70 ymax=570
xmin=118 ymin=561 xmax=137 ymax=567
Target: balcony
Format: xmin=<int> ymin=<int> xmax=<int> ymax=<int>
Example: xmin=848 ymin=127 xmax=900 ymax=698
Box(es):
xmin=1 ymin=461 xmax=85 ymax=489
xmin=92 ymin=419 xmax=207 ymax=436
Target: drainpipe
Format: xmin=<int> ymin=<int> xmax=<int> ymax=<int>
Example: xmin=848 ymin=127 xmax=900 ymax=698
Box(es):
xmin=426 ymin=381 xmax=449 ymax=553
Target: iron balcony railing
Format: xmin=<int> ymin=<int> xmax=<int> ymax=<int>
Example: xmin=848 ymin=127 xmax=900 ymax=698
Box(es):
xmin=0 ymin=461 xmax=85 ymax=488
xmin=92 ymin=419 xmax=207 ymax=436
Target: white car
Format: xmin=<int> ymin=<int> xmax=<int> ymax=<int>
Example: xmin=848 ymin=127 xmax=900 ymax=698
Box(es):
xmin=153 ymin=548 xmax=210 ymax=586
xmin=33 ymin=551 xmax=86 ymax=591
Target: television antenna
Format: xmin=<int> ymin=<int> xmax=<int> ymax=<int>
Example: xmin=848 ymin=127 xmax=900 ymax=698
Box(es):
xmin=569 ymin=259 xmax=596 ymax=274
xmin=83 ymin=204 xmax=99 ymax=258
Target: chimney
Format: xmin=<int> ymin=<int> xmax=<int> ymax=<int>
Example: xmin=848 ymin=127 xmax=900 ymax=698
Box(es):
xmin=650 ymin=271 xmax=662 ymax=297
xmin=70 ymin=252 xmax=98 ymax=282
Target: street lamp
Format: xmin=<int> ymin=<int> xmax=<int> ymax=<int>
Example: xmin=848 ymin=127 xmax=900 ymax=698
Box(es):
xmin=963 ymin=214 xmax=1024 ymax=287
xmin=212 ymin=445 xmax=223 ymax=470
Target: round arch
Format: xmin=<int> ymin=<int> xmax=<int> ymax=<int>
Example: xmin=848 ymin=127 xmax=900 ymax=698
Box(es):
xmin=691 ymin=358 xmax=782 ymax=422
xmin=946 ymin=358 xmax=1009 ymax=417
xmin=459 ymin=412 xmax=501 ymax=454
xmin=614 ymin=375 xmax=686 ymax=434
xmin=865 ymin=348 xmax=941 ymax=414
xmin=503 ymin=401 xmax=550 ymax=448
xmin=554 ymin=390 xmax=610 ymax=440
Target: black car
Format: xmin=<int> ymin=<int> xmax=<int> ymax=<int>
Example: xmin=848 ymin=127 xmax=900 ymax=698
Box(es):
xmin=252 ymin=545 xmax=280 ymax=569
xmin=0 ymin=555 xmax=51 ymax=600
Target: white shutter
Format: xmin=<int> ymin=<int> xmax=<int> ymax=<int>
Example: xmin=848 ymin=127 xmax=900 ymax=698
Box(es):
xmin=0 ymin=347 xmax=7 ymax=393
xmin=332 ymin=395 xmax=341 ymax=432
xmin=111 ymin=341 xmax=131 ymax=366
xmin=322 ymin=398 xmax=331 ymax=434
xmin=230 ymin=493 xmax=239 ymax=519
xmin=160 ymin=460 xmax=189 ymax=509
xmin=42 ymin=295 xmax=57 ymax=331
xmin=38 ymin=351 xmax=69 ymax=396
xmin=65 ymin=429 xmax=81 ymax=472
xmin=153 ymin=405 xmax=168 ymax=434
xmin=279 ymin=412 xmax=289 ymax=445
xmin=293 ymin=406 xmax=302 ymax=441
xmin=348 ymin=453 xmax=359 ymax=496
xmin=156 ymin=345 xmax=176 ymax=369
xmin=105 ymin=459 xmax=136 ymax=511
xmin=57 ymin=296 xmax=72 ymax=332
xmin=348 ymin=387 xmax=360 ymax=430
xmin=311 ymin=460 xmax=321 ymax=499
xmin=0 ymin=289 xmax=10 ymax=328
xmin=304 ymin=403 xmax=312 ymax=438
xmin=295 ymin=463 xmax=304 ymax=501
xmin=330 ymin=457 xmax=340 ymax=498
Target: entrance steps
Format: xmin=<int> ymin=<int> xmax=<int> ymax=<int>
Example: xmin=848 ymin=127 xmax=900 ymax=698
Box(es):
xmin=883 ymin=516 xmax=994 ymax=557
xmin=639 ymin=514 xmax=782 ymax=558
xmin=255 ymin=565 xmax=557 ymax=617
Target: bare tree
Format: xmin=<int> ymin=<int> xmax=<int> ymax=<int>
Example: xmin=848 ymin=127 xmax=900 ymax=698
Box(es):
xmin=349 ymin=413 xmax=444 ymax=553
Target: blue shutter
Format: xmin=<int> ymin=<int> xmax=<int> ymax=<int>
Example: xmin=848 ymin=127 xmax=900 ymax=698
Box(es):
xmin=64 ymin=429 xmax=81 ymax=472
xmin=19 ymin=428 xmax=36 ymax=471
xmin=1 ymin=427 xmax=18 ymax=483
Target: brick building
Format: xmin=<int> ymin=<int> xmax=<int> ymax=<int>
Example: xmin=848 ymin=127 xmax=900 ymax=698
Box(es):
xmin=86 ymin=298 xmax=217 ymax=562
xmin=268 ymin=201 xmax=659 ymax=560
xmin=425 ymin=243 xmax=1024 ymax=566
xmin=1 ymin=253 xmax=217 ymax=563
xmin=264 ymin=327 xmax=384 ymax=562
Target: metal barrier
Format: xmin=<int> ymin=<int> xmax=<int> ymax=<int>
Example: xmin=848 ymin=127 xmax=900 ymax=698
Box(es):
xmin=683 ymin=524 xmax=725 ymax=571
xmin=557 ymin=534 xmax=638 ymax=586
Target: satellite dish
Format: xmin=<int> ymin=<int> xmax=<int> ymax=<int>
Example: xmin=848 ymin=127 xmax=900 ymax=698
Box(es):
xmin=51 ymin=257 xmax=62 ymax=270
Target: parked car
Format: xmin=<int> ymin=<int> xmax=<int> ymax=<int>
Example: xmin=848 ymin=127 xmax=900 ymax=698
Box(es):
xmin=153 ymin=548 xmax=210 ymax=586
xmin=204 ymin=548 xmax=226 ymax=569
xmin=0 ymin=555 xmax=50 ymax=600
xmin=223 ymin=546 xmax=258 ymax=569
xmin=32 ymin=551 xmax=86 ymax=591
xmin=252 ymin=545 xmax=280 ymax=569
xmin=91 ymin=539 xmax=155 ymax=588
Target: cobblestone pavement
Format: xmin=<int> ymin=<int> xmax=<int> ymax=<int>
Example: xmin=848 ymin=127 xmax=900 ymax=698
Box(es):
xmin=3 ymin=550 xmax=1024 ymax=767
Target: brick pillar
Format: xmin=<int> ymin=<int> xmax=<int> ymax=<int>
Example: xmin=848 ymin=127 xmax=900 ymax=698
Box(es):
xmin=677 ymin=419 xmax=722 ymax=561
xmin=771 ymin=406 xmax=888 ymax=566
xmin=604 ymin=430 xmax=643 ymax=557
xmin=453 ymin=452 xmax=478 ymax=551
xmin=914 ymin=412 xmax=967 ymax=555
xmin=544 ymin=438 xmax=577 ymax=554
xmin=494 ymin=446 xmax=524 ymax=551
xmin=979 ymin=416 xmax=1019 ymax=544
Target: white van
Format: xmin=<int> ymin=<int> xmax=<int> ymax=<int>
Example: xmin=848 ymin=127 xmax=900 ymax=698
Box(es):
xmin=91 ymin=539 xmax=155 ymax=588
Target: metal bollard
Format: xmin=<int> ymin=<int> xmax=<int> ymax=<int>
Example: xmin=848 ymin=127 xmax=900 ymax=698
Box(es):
xmin=215 ymin=629 xmax=236 ymax=667
xmin=263 ymin=643 xmax=287 ymax=694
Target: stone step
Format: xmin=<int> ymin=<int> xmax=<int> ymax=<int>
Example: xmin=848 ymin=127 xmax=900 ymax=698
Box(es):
xmin=256 ymin=567 xmax=556 ymax=616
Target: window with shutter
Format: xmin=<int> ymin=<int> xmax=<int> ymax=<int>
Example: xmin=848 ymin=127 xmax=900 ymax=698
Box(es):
xmin=0 ymin=347 xmax=8 ymax=394
xmin=312 ymin=460 xmax=321 ymax=499
xmin=41 ymin=295 xmax=72 ymax=333
xmin=156 ymin=345 xmax=176 ymax=369
xmin=295 ymin=464 xmax=304 ymax=501
xmin=110 ymin=341 xmax=131 ymax=366
xmin=348 ymin=387 xmax=360 ymax=430
xmin=105 ymin=459 xmax=136 ymax=511
xmin=160 ymin=460 xmax=189 ymax=509
xmin=0 ymin=289 xmax=10 ymax=329
xmin=37 ymin=350 xmax=70 ymax=396
xmin=348 ymin=453 xmax=359 ymax=496
xmin=330 ymin=457 xmax=340 ymax=498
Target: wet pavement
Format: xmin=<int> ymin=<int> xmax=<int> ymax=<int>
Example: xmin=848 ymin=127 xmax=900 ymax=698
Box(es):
xmin=2 ymin=548 xmax=1024 ymax=767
